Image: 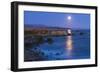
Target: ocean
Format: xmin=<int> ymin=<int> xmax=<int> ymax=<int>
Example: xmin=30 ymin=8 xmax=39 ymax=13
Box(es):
xmin=24 ymin=30 xmax=90 ymax=62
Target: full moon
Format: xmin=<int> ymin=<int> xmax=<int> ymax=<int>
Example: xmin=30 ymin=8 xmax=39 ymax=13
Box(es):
xmin=67 ymin=16 xmax=71 ymax=20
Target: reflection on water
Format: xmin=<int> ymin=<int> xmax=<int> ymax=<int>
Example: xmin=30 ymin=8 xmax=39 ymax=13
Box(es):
xmin=24 ymin=30 xmax=90 ymax=62
xmin=66 ymin=35 xmax=73 ymax=57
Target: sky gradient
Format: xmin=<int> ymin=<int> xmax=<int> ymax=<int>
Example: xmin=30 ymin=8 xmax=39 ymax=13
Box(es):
xmin=24 ymin=11 xmax=90 ymax=29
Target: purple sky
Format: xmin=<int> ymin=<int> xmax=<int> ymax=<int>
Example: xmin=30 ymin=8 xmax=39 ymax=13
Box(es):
xmin=24 ymin=11 xmax=90 ymax=29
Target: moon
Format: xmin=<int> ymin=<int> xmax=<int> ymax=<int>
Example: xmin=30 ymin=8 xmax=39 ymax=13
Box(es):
xmin=67 ymin=16 xmax=71 ymax=20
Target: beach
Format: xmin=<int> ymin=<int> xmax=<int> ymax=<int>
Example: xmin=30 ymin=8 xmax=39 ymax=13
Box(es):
xmin=24 ymin=30 xmax=90 ymax=62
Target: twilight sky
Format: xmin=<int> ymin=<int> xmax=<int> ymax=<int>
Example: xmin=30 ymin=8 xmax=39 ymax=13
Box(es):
xmin=24 ymin=11 xmax=90 ymax=29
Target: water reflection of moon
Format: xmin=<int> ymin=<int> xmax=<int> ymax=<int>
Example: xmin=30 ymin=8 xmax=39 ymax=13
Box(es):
xmin=66 ymin=35 xmax=73 ymax=57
